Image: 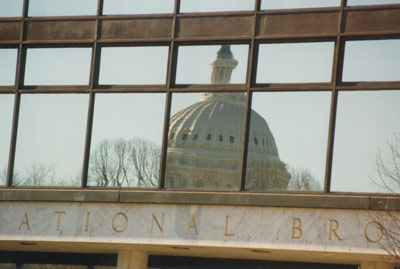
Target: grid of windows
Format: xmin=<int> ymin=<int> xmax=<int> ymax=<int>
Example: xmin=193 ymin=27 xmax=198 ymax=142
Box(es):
xmin=0 ymin=0 xmax=400 ymax=204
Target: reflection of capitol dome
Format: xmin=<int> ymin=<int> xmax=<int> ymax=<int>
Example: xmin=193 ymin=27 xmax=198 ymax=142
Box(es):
xmin=165 ymin=46 xmax=290 ymax=190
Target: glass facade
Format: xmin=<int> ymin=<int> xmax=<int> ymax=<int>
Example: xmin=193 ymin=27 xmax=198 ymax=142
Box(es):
xmin=0 ymin=0 xmax=399 ymax=199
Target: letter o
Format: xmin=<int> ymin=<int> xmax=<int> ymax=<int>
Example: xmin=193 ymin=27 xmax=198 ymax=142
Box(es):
xmin=364 ymin=220 xmax=384 ymax=243
xmin=112 ymin=212 xmax=128 ymax=233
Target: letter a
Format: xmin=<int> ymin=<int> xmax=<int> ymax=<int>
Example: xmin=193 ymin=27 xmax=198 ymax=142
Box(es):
xmin=18 ymin=211 xmax=30 ymax=231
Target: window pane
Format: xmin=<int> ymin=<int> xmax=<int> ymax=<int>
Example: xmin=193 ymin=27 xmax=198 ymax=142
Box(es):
xmin=261 ymin=0 xmax=340 ymax=10
xmin=165 ymin=92 xmax=246 ymax=190
xmin=13 ymin=94 xmax=88 ymax=186
xmin=176 ymin=45 xmax=248 ymax=84
xmin=331 ymin=91 xmax=400 ymax=193
xmin=99 ymin=46 xmax=169 ymax=85
xmin=257 ymin=42 xmax=334 ymax=83
xmin=103 ymin=0 xmax=174 ymax=15
xmin=0 ymin=48 xmax=18 ymax=86
xmin=0 ymin=0 xmax=23 ymax=17
xmin=180 ymin=0 xmax=254 ymax=13
xmin=28 ymin=0 xmax=97 ymax=17
xmin=0 ymin=94 xmax=14 ymax=185
xmin=88 ymin=93 xmax=166 ymax=187
xmin=24 ymin=48 xmax=92 ymax=86
xmin=343 ymin=40 xmax=400 ymax=82
xmin=347 ymin=0 xmax=400 ymax=6
xmin=246 ymin=92 xmax=330 ymax=191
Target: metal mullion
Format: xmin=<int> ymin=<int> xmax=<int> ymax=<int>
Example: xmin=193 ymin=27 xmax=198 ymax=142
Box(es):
xmin=81 ymin=0 xmax=103 ymax=189
xmin=6 ymin=0 xmax=29 ymax=187
xmin=239 ymin=0 xmax=261 ymax=191
xmin=159 ymin=0 xmax=180 ymax=190
xmin=323 ymin=0 xmax=347 ymax=193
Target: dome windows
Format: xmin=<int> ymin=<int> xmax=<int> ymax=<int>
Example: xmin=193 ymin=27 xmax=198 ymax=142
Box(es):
xmin=193 ymin=134 xmax=199 ymax=141
xmin=206 ymin=133 xmax=212 ymax=141
xmin=229 ymin=136 xmax=235 ymax=144
xmin=254 ymin=137 xmax=259 ymax=145
xmin=182 ymin=133 xmax=188 ymax=140
xmin=219 ymin=135 xmax=223 ymax=142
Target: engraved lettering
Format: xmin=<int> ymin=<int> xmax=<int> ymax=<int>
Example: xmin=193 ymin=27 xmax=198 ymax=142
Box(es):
xmin=329 ymin=219 xmax=343 ymax=241
xmin=18 ymin=211 xmax=30 ymax=231
xmin=112 ymin=212 xmax=128 ymax=233
xmin=85 ymin=212 xmax=91 ymax=232
xmin=291 ymin=218 xmax=302 ymax=239
xmin=224 ymin=215 xmax=235 ymax=236
xmin=186 ymin=215 xmax=199 ymax=235
xmin=54 ymin=211 xmax=66 ymax=231
xmin=364 ymin=220 xmax=384 ymax=243
xmin=151 ymin=213 xmax=165 ymax=233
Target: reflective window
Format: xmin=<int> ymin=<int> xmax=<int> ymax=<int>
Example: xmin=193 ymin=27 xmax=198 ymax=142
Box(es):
xmin=257 ymin=42 xmax=334 ymax=83
xmin=165 ymin=92 xmax=246 ymax=190
xmin=88 ymin=93 xmax=165 ymax=187
xmin=99 ymin=46 xmax=169 ymax=85
xmin=331 ymin=91 xmax=400 ymax=193
xmin=261 ymin=0 xmax=340 ymax=10
xmin=103 ymin=0 xmax=174 ymax=15
xmin=343 ymin=40 xmax=400 ymax=82
xmin=180 ymin=0 xmax=254 ymax=13
xmin=28 ymin=0 xmax=97 ymax=17
xmin=0 ymin=94 xmax=14 ymax=185
xmin=176 ymin=45 xmax=248 ymax=84
xmin=0 ymin=48 xmax=18 ymax=86
xmin=246 ymin=92 xmax=331 ymax=191
xmin=13 ymin=94 xmax=88 ymax=186
xmin=24 ymin=48 xmax=92 ymax=86
xmin=0 ymin=0 xmax=23 ymax=17
xmin=347 ymin=0 xmax=400 ymax=6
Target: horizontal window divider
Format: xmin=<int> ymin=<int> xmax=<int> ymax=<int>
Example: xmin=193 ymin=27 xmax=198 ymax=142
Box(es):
xmin=93 ymin=87 xmax=168 ymax=93
xmin=100 ymin=14 xmax=175 ymax=20
xmin=255 ymin=35 xmax=337 ymax=43
xmin=173 ymin=37 xmax=252 ymax=43
xmin=0 ymin=189 xmax=399 ymax=210
xmin=176 ymin=11 xmax=255 ymax=18
xmin=344 ymin=4 xmax=400 ymax=11
xmin=336 ymin=82 xmax=400 ymax=90
xmin=96 ymin=40 xmax=172 ymax=45
xmin=18 ymin=87 xmax=91 ymax=93
xmin=24 ymin=15 xmax=98 ymax=21
xmin=258 ymin=7 xmax=341 ymax=15
xmin=341 ymin=32 xmax=400 ymax=39
xmin=250 ymin=84 xmax=333 ymax=91
xmin=22 ymin=40 xmax=95 ymax=46
xmin=0 ymin=18 xmax=24 ymax=22
xmin=170 ymin=85 xmax=248 ymax=92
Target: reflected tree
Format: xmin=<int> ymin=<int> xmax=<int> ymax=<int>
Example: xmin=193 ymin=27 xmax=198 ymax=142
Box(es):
xmin=371 ymin=133 xmax=400 ymax=260
xmin=287 ymin=166 xmax=321 ymax=191
xmin=88 ymin=137 xmax=160 ymax=187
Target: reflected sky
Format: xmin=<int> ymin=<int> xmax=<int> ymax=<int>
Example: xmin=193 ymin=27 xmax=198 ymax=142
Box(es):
xmin=343 ymin=40 xmax=400 ymax=82
xmin=332 ymin=91 xmax=400 ymax=193
xmin=261 ymin=0 xmax=340 ymax=10
xmin=28 ymin=0 xmax=97 ymax=16
xmin=257 ymin=42 xmax=334 ymax=83
xmin=99 ymin=46 xmax=169 ymax=85
xmin=0 ymin=94 xmax=14 ymax=185
xmin=180 ymin=0 xmax=254 ymax=12
xmin=0 ymin=49 xmax=18 ymax=86
xmin=14 ymin=94 xmax=88 ymax=186
xmin=103 ymin=0 xmax=174 ymax=15
xmin=24 ymin=48 xmax=92 ymax=86
xmin=0 ymin=0 xmax=23 ymax=17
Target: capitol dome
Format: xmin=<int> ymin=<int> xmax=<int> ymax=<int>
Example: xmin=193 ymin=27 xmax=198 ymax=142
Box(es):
xmin=165 ymin=46 xmax=290 ymax=190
